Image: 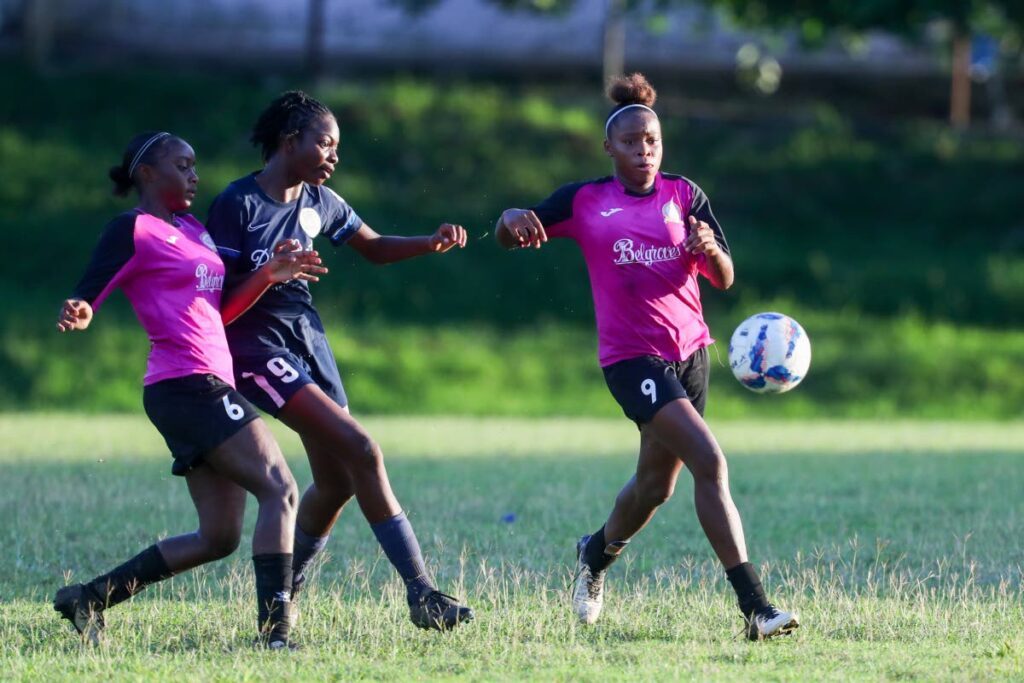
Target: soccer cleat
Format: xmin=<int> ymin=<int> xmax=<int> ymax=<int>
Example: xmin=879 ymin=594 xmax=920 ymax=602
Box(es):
xmin=254 ymin=634 xmax=301 ymax=651
xmin=409 ymin=590 xmax=474 ymax=631
xmin=745 ymin=604 xmax=799 ymax=641
xmin=53 ymin=584 xmax=105 ymax=646
xmin=572 ymin=535 xmax=606 ymax=625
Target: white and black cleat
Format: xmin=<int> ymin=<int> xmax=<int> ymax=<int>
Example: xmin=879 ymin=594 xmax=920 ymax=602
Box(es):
xmin=572 ymin=535 xmax=606 ymax=625
xmin=745 ymin=604 xmax=799 ymax=641
xmin=53 ymin=584 xmax=105 ymax=646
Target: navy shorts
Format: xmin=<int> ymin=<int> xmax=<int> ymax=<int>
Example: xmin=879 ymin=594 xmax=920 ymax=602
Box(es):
xmin=143 ymin=373 xmax=261 ymax=476
xmin=602 ymin=348 xmax=709 ymax=426
xmin=233 ymin=333 xmax=348 ymax=416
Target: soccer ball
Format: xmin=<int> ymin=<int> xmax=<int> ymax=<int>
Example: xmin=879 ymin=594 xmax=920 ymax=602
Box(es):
xmin=728 ymin=312 xmax=811 ymax=394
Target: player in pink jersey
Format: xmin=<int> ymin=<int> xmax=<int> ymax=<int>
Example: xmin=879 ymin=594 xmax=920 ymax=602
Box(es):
xmin=495 ymin=74 xmax=798 ymax=640
xmin=53 ymin=131 xmax=325 ymax=649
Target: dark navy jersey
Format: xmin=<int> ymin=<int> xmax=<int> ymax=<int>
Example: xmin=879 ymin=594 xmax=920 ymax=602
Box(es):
xmin=205 ymin=172 xmax=363 ymax=355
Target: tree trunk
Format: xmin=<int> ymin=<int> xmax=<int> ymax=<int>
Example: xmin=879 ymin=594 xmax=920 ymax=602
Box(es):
xmin=950 ymin=30 xmax=971 ymax=128
xmin=24 ymin=0 xmax=56 ymax=72
xmin=306 ymin=0 xmax=327 ymax=79
xmin=603 ymin=0 xmax=626 ymax=84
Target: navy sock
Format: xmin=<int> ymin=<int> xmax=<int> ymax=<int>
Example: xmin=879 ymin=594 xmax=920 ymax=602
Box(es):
xmin=253 ymin=553 xmax=293 ymax=642
xmin=370 ymin=511 xmax=434 ymax=605
xmin=583 ymin=526 xmax=629 ymax=573
xmin=725 ymin=561 xmax=769 ymax=617
xmin=291 ymin=524 xmax=329 ymax=590
xmin=85 ymin=544 xmax=173 ymax=608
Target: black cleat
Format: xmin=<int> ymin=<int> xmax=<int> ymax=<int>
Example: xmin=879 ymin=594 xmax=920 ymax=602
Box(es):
xmin=53 ymin=584 xmax=105 ymax=645
xmin=409 ymin=590 xmax=474 ymax=631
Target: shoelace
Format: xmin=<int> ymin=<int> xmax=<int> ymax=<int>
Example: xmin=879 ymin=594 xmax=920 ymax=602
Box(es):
xmin=586 ymin=570 xmax=605 ymax=600
xmin=423 ymin=590 xmax=462 ymax=608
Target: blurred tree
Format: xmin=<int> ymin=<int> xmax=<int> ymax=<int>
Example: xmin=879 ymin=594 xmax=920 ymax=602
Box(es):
xmin=390 ymin=0 xmax=642 ymax=79
xmin=698 ymin=0 xmax=1024 ymax=127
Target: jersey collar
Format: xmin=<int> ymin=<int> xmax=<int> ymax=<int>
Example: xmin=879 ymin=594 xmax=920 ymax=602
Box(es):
xmin=613 ymin=172 xmax=661 ymax=198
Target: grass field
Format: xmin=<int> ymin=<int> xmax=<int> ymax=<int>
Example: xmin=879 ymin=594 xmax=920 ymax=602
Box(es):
xmin=2 ymin=415 xmax=1023 ymax=680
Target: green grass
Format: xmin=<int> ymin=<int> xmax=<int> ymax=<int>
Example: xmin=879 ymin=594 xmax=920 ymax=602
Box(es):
xmin=2 ymin=415 xmax=1023 ymax=680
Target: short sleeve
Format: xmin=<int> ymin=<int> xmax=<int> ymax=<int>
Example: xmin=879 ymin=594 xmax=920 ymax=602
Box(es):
xmin=320 ymin=186 xmax=364 ymax=246
xmin=528 ymin=182 xmax=585 ymax=238
xmin=205 ymin=191 xmax=247 ymax=267
xmin=687 ymin=180 xmax=729 ymax=256
xmin=71 ymin=213 xmax=138 ymax=309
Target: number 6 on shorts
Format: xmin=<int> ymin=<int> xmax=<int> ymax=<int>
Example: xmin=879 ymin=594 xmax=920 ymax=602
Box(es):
xmin=222 ymin=394 xmax=245 ymax=421
xmin=641 ymin=378 xmax=657 ymax=404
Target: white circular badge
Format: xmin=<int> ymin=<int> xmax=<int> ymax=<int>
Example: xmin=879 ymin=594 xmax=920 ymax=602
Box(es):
xmin=299 ymin=208 xmax=322 ymax=238
xmin=200 ymin=232 xmax=218 ymax=252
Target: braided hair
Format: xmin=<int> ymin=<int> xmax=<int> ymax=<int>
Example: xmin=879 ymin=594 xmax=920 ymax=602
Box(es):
xmin=108 ymin=131 xmax=178 ymax=197
xmin=250 ymin=91 xmax=334 ymax=162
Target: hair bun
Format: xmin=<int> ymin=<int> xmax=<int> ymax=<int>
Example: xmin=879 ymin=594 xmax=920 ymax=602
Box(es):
xmin=607 ymin=73 xmax=657 ymax=108
xmin=109 ymin=164 xmax=133 ymax=197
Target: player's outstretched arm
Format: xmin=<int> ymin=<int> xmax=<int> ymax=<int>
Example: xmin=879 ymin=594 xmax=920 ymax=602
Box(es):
xmin=685 ymin=215 xmax=734 ymax=290
xmin=56 ymin=298 xmax=94 ymax=332
xmin=495 ymin=208 xmax=547 ymax=250
xmin=222 ymin=239 xmax=328 ymax=325
xmin=347 ymin=223 xmax=467 ymax=265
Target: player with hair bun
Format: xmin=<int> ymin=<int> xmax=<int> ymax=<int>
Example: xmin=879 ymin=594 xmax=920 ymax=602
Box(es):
xmin=206 ymin=91 xmax=472 ymax=631
xmin=55 ymin=130 xmax=326 ymax=649
xmin=495 ymin=74 xmax=798 ymax=640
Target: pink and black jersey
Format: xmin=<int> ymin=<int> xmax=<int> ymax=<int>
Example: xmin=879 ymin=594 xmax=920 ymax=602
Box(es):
xmin=530 ymin=172 xmax=729 ymax=367
xmin=72 ymin=210 xmax=235 ymax=387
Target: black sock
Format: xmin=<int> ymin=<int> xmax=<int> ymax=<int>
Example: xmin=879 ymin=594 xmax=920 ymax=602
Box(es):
xmin=291 ymin=524 xmax=329 ymax=591
xmin=253 ymin=553 xmax=293 ymax=642
xmin=85 ymin=544 xmax=173 ymax=609
xmin=725 ymin=562 xmax=770 ymax=617
xmin=583 ymin=526 xmax=629 ymax=574
xmin=370 ymin=511 xmax=434 ymax=606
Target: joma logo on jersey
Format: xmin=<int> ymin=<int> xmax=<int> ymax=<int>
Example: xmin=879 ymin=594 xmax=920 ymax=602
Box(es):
xmin=613 ymin=238 xmax=682 ymax=266
xmin=195 ymin=263 xmax=224 ymax=292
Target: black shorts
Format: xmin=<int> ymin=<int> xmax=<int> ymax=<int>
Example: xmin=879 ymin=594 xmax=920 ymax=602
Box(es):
xmin=602 ymin=348 xmax=709 ymax=426
xmin=143 ymin=373 xmax=260 ymax=476
xmin=233 ymin=343 xmax=348 ymax=417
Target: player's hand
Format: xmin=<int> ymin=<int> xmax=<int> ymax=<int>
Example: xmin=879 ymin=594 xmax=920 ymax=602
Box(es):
xmin=501 ymin=209 xmax=547 ymax=249
xmin=684 ymin=216 xmax=720 ymax=257
xmin=56 ymin=298 xmax=93 ymax=332
xmin=266 ymin=238 xmax=328 ymax=284
xmin=429 ymin=223 xmax=467 ymax=253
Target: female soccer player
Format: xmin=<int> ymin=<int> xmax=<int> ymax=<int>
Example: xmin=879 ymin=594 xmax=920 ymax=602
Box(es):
xmin=205 ymin=91 xmax=472 ymax=631
xmin=55 ymin=131 xmax=325 ymax=648
xmin=494 ymin=74 xmax=798 ymax=640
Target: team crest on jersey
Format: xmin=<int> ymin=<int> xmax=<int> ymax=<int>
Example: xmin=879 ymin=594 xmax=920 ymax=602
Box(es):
xmin=200 ymin=232 xmax=218 ymax=252
xmin=299 ymin=208 xmax=322 ymax=239
xmin=662 ymin=199 xmax=682 ymax=224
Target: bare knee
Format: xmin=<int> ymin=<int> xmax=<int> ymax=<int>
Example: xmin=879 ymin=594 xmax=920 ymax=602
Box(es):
xmin=689 ymin=446 xmax=728 ymax=486
xmin=635 ymin=475 xmax=676 ymax=508
xmin=198 ymin=525 xmax=242 ymax=560
xmin=255 ymin=458 xmax=298 ymax=513
xmin=340 ymin=432 xmax=384 ymax=476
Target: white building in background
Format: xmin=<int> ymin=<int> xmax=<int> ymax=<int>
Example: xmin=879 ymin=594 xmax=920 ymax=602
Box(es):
xmin=10 ymin=0 xmax=938 ymax=77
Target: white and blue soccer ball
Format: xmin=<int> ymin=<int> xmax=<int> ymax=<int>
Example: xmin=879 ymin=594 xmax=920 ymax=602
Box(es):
xmin=728 ymin=312 xmax=811 ymax=394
